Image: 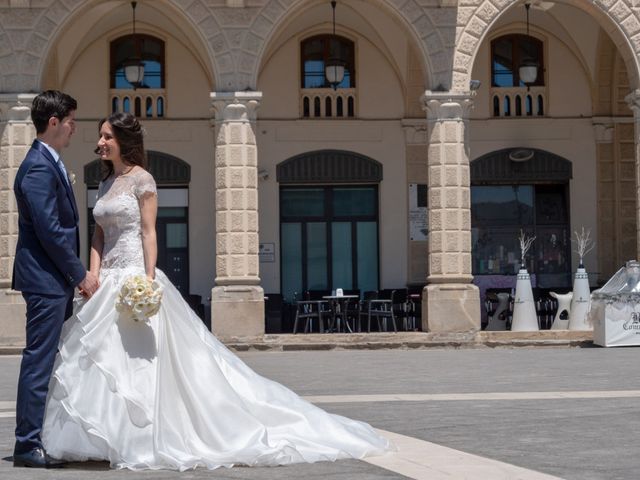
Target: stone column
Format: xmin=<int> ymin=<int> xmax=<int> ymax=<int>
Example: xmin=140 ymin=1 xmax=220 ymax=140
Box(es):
xmin=209 ymin=91 xmax=264 ymax=339
xmin=624 ymin=90 xmax=640 ymax=261
xmin=420 ymin=91 xmax=480 ymax=332
xmin=592 ymin=116 xmax=616 ymax=283
xmin=0 ymin=93 xmax=35 ymax=346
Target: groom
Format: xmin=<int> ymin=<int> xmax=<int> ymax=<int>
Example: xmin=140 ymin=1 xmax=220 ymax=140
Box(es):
xmin=12 ymin=90 xmax=99 ymax=468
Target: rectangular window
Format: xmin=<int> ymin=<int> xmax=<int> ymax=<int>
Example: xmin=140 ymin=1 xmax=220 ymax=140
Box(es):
xmin=281 ymin=223 xmax=303 ymax=302
xmin=280 ymin=186 xmax=378 ymax=301
xmin=471 ymin=184 xmax=570 ymax=287
xmin=281 ymin=188 xmax=325 ymax=217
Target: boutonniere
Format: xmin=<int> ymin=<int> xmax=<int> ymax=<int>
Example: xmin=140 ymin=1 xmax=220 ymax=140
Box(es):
xmin=68 ymin=171 xmax=76 ymax=185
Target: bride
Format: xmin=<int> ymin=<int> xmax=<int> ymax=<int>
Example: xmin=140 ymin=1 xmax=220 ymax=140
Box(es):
xmin=41 ymin=112 xmax=392 ymax=470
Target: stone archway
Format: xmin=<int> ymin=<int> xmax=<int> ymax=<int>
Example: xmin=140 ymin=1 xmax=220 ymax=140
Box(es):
xmin=453 ymin=0 xmax=640 ymax=92
xmin=250 ymin=0 xmax=442 ymax=90
xmin=0 ymin=0 xmax=218 ymax=93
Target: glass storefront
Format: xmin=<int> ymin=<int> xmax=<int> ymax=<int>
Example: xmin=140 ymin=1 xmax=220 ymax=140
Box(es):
xmin=280 ymin=186 xmax=379 ymax=302
xmin=471 ymin=184 xmax=571 ymax=288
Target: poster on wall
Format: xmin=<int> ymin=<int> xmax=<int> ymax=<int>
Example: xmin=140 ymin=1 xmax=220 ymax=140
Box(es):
xmin=409 ymin=183 xmax=428 ymax=241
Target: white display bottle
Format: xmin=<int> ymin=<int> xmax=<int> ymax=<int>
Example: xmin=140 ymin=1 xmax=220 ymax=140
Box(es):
xmin=511 ymin=268 xmax=539 ymax=331
xmin=568 ymin=265 xmax=591 ymax=330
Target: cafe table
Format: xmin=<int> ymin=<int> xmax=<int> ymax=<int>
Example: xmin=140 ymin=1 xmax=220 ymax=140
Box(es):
xmin=322 ymin=295 xmax=359 ymax=333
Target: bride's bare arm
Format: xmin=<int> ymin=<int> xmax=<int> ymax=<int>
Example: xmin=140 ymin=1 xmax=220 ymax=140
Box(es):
xmin=139 ymin=191 xmax=158 ymax=280
xmin=89 ymin=224 xmax=104 ymax=276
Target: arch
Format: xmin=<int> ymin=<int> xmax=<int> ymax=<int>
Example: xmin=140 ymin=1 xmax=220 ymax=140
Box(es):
xmin=455 ymin=0 xmax=640 ymax=92
xmin=471 ymin=148 xmax=572 ymax=185
xmin=84 ymin=150 xmax=191 ymax=187
xmin=277 ymin=150 xmax=382 ymax=184
xmin=253 ymin=0 xmax=436 ymax=91
xmin=0 ymin=0 xmax=216 ymax=93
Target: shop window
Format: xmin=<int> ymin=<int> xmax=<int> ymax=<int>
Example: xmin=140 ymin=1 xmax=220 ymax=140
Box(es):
xmin=471 ymin=184 xmax=570 ymax=288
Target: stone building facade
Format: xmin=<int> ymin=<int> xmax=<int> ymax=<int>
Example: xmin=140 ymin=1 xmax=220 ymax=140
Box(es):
xmin=1 ymin=0 xmax=640 ymax=341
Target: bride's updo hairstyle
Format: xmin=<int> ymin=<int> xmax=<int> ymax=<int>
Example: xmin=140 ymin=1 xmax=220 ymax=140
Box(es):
xmin=96 ymin=112 xmax=147 ymax=180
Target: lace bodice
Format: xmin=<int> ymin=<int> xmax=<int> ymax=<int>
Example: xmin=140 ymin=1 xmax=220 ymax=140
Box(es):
xmin=93 ymin=168 xmax=157 ymax=272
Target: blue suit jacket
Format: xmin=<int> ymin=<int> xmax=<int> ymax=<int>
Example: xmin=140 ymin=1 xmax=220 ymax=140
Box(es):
xmin=12 ymin=140 xmax=86 ymax=295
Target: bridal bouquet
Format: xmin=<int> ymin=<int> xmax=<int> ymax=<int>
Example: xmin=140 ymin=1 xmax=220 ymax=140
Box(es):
xmin=116 ymin=275 xmax=163 ymax=322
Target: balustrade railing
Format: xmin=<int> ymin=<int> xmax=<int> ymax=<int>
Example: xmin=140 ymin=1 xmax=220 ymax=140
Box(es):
xmin=300 ymin=88 xmax=356 ymax=119
xmin=110 ymin=89 xmax=166 ymax=118
xmin=490 ymin=86 xmax=546 ymax=117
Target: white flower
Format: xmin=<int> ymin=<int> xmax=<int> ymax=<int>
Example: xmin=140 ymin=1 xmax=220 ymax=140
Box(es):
xmin=115 ymin=275 xmax=163 ymax=322
xmin=68 ymin=171 xmax=76 ymax=185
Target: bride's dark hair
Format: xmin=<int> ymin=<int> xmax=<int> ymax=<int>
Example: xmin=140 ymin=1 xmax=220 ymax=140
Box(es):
xmin=95 ymin=112 xmax=147 ymax=180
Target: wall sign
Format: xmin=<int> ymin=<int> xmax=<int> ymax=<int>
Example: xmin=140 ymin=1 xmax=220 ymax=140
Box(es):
xmin=259 ymin=243 xmax=275 ymax=263
xmin=409 ymin=183 xmax=428 ymax=241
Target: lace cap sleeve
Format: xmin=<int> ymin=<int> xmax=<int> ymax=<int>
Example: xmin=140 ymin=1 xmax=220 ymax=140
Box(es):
xmin=134 ymin=169 xmax=157 ymax=199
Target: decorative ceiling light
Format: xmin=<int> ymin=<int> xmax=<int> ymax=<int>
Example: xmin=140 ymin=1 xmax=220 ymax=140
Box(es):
xmin=518 ymin=2 xmax=538 ymax=86
xmin=123 ymin=1 xmax=144 ymax=89
xmin=325 ymin=0 xmax=345 ymax=90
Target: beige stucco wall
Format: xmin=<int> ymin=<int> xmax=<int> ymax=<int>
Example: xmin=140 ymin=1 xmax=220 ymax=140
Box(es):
xmin=256 ymin=5 xmax=410 ymax=296
xmin=255 ymin=120 xmax=408 ymax=295
xmin=258 ymin=22 xmax=405 ymax=118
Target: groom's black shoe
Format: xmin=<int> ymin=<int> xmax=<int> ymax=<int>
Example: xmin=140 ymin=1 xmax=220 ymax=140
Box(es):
xmin=13 ymin=448 xmax=65 ymax=468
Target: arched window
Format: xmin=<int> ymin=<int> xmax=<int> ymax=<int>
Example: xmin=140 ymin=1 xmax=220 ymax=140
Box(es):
xmin=491 ymin=34 xmax=544 ymax=87
xmin=111 ymin=34 xmax=165 ymax=89
xmin=301 ymin=35 xmax=355 ymax=89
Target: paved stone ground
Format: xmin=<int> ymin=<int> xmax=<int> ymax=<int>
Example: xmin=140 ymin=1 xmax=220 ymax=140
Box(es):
xmin=0 ymin=347 xmax=639 ymax=479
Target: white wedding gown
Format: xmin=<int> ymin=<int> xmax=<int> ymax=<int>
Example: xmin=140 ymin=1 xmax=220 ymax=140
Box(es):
xmin=42 ymin=169 xmax=391 ymax=470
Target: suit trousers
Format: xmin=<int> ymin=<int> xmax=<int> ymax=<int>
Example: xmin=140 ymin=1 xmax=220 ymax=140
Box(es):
xmin=14 ymin=290 xmax=73 ymax=454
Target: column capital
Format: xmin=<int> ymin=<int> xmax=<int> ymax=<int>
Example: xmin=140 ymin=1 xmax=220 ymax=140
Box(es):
xmin=421 ymin=91 xmax=475 ymax=122
xmin=401 ymin=119 xmax=429 ymax=145
xmin=210 ymin=91 xmax=262 ymax=123
xmin=592 ymin=117 xmax=616 ymax=144
xmin=0 ymin=93 xmax=36 ymax=123
xmin=625 ymin=89 xmax=640 ymax=114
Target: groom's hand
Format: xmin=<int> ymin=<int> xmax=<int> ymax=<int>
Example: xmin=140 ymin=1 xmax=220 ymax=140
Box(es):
xmin=78 ymin=271 xmax=99 ymax=298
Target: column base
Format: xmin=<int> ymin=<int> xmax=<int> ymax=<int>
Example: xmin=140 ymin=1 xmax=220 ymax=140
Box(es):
xmin=422 ymin=283 xmax=480 ymax=333
xmin=211 ymin=285 xmax=265 ymax=339
xmin=0 ymin=289 xmax=25 ymax=346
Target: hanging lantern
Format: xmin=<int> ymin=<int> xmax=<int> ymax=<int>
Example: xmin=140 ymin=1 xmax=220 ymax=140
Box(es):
xmin=124 ymin=1 xmax=144 ymax=88
xmin=518 ymin=3 xmax=538 ymax=86
xmin=325 ymin=1 xmax=345 ymax=89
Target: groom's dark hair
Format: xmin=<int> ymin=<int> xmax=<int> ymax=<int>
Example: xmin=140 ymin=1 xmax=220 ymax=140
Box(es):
xmin=31 ymin=90 xmax=77 ymax=134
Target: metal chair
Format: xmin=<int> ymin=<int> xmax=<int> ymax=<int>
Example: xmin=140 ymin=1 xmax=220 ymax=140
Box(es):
xmin=359 ymin=291 xmax=378 ymax=332
xmin=367 ymin=289 xmax=398 ymax=333
xmin=292 ymin=300 xmax=328 ymax=333
xmin=391 ymin=288 xmax=409 ymax=331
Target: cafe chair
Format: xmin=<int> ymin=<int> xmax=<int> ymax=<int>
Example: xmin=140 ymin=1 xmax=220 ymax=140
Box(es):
xmin=341 ymin=289 xmax=361 ymax=332
xmin=391 ymin=288 xmax=409 ymax=331
xmin=293 ymin=300 xmax=329 ymax=334
xmin=367 ymin=289 xmax=398 ymax=333
xmin=359 ymin=291 xmax=377 ymax=332
xmin=406 ymin=286 xmax=423 ymax=331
